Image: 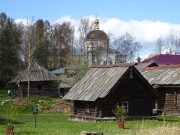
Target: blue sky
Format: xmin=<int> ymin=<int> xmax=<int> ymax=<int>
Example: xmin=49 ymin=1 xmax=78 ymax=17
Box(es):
xmin=1 ymin=0 xmax=180 ymax=59
xmin=1 ymin=0 xmax=180 ymax=23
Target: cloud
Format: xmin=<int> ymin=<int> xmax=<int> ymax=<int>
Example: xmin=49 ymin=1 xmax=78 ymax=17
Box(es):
xmin=52 ymin=16 xmax=180 ymax=44
xmin=15 ymin=16 xmax=180 ymax=59
xmin=15 ymin=19 xmax=32 ymax=26
xmin=99 ymin=18 xmax=180 ymax=43
xmin=52 ymin=16 xmax=78 ymax=26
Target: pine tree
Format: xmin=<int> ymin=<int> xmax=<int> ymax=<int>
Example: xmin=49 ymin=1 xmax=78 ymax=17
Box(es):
xmin=0 ymin=12 xmax=21 ymax=86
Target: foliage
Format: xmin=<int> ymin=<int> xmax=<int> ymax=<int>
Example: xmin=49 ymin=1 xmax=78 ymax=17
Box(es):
xmin=0 ymin=88 xmax=72 ymax=114
xmin=59 ymin=65 xmax=89 ymax=87
xmin=0 ymin=12 xmax=21 ymax=86
xmin=4 ymin=104 xmax=19 ymax=125
xmin=112 ymin=103 xmax=128 ymax=121
xmin=154 ymin=34 xmax=180 ymax=55
xmin=12 ymin=98 xmax=34 ymax=112
xmin=113 ymin=32 xmax=141 ymax=63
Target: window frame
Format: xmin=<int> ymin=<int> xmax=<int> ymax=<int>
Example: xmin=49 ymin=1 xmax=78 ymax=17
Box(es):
xmin=122 ymin=101 xmax=129 ymax=113
xmin=85 ymin=103 xmax=90 ymax=113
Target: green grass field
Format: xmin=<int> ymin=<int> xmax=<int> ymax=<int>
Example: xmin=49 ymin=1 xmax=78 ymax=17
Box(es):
xmin=0 ymin=88 xmax=180 ymax=135
xmin=0 ymin=113 xmax=180 ymax=135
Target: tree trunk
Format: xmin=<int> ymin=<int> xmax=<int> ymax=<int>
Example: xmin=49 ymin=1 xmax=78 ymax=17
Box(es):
xmin=27 ymin=43 xmax=31 ymax=99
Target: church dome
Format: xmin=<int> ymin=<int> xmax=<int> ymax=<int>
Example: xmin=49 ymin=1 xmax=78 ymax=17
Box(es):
xmin=85 ymin=19 xmax=108 ymax=40
xmin=86 ymin=30 xmax=108 ymax=40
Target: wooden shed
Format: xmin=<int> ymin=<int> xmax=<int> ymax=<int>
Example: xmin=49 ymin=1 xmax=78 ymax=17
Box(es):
xmin=63 ymin=64 xmax=156 ymax=121
xmin=140 ymin=65 xmax=180 ymax=116
xmin=9 ymin=62 xmax=70 ymax=98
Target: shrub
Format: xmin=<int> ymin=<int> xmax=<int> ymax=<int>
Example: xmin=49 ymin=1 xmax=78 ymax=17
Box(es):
xmin=112 ymin=103 xmax=128 ymax=121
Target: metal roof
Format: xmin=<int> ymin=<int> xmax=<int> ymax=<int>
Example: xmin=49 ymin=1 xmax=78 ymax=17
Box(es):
xmin=86 ymin=30 xmax=108 ymax=40
xmin=140 ymin=65 xmax=180 ymax=85
xmin=51 ymin=68 xmax=65 ymax=75
xmin=141 ymin=54 xmax=180 ymax=65
xmin=63 ymin=65 xmax=131 ymax=101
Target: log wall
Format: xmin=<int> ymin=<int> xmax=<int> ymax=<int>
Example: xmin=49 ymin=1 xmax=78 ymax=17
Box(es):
xmin=100 ymin=73 xmax=153 ymax=117
xmin=74 ymin=71 xmax=154 ymax=118
xmin=11 ymin=81 xmax=68 ymax=98
xmin=164 ymin=89 xmax=180 ymax=116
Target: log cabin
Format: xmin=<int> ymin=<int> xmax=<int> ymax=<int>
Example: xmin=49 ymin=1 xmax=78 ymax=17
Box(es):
xmin=140 ymin=65 xmax=180 ymax=116
xmin=63 ymin=64 xmax=156 ymax=121
xmin=8 ymin=62 xmax=70 ymax=98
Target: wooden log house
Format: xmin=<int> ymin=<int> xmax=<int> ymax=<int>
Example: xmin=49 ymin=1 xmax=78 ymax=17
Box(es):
xmin=8 ymin=62 xmax=70 ymax=98
xmin=140 ymin=65 xmax=180 ymax=116
xmin=63 ymin=64 xmax=156 ymax=121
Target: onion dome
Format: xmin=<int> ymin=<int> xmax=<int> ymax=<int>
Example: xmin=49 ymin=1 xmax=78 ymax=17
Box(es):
xmin=85 ymin=19 xmax=108 ymax=40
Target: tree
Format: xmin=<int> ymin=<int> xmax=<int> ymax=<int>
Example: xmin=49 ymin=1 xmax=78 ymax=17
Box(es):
xmin=154 ymin=35 xmax=180 ymax=55
xmin=0 ymin=12 xmax=21 ymax=86
xmin=74 ymin=17 xmax=94 ymax=66
xmin=77 ymin=17 xmax=93 ymax=53
xmin=113 ymin=33 xmax=141 ymax=63
xmin=34 ymin=19 xmax=50 ymax=69
xmin=50 ymin=22 xmax=74 ymax=69
xmin=155 ymin=37 xmax=165 ymax=55
xmin=20 ymin=20 xmax=42 ymax=98
xmin=175 ymin=38 xmax=180 ymax=54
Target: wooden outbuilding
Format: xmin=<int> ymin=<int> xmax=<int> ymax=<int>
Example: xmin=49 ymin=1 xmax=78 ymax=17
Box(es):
xmin=140 ymin=65 xmax=180 ymax=116
xmin=9 ymin=62 xmax=70 ymax=98
xmin=63 ymin=64 xmax=156 ymax=121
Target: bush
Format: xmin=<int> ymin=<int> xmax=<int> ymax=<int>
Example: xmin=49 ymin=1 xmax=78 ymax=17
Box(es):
xmin=112 ymin=103 xmax=128 ymax=121
xmin=13 ymin=98 xmax=33 ymax=112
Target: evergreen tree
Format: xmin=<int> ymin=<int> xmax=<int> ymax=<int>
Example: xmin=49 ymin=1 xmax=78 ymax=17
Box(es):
xmin=34 ymin=19 xmax=50 ymax=69
xmin=0 ymin=12 xmax=21 ymax=86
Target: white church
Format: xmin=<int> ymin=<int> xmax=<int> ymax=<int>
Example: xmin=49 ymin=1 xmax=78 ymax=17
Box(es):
xmin=85 ymin=19 xmax=126 ymax=66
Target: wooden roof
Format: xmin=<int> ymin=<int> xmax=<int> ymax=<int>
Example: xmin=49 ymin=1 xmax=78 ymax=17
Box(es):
xmin=63 ymin=64 xmax=135 ymax=101
xmin=9 ymin=62 xmax=57 ymax=84
xmin=135 ymin=61 xmax=159 ymax=69
xmin=140 ymin=64 xmax=180 ymax=86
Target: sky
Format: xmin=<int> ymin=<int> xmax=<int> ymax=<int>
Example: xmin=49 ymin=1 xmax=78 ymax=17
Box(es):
xmin=1 ymin=0 xmax=180 ymax=60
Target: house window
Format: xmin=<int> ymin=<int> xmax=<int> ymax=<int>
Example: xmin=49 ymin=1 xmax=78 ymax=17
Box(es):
xmin=86 ymin=103 xmax=90 ymax=113
xmin=38 ymin=85 xmax=42 ymax=90
xmin=122 ymin=101 xmax=129 ymax=113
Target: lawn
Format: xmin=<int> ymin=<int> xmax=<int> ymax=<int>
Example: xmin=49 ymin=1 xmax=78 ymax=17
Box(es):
xmin=0 ymin=88 xmax=180 ymax=135
xmin=0 ymin=113 xmax=180 ymax=135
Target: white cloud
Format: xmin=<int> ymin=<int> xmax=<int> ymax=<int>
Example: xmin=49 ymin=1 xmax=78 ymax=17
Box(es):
xmin=15 ymin=19 xmax=32 ymax=26
xmin=99 ymin=19 xmax=180 ymax=43
xmin=15 ymin=16 xmax=180 ymax=59
xmin=16 ymin=16 xmax=180 ymax=44
xmin=52 ymin=16 xmax=78 ymax=26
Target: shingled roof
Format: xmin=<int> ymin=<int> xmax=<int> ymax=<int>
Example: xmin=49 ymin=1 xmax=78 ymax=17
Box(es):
xmin=140 ymin=64 xmax=180 ymax=85
xmin=63 ymin=64 xmax=139 ymax=101
xmin=9 ymin=62 xmax=57 ymax=84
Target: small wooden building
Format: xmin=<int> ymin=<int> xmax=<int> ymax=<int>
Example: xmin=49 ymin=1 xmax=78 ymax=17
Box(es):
xmin=141 ymin=65 xmax=180 ymax=116
xmin=63 ymin=64 xmax=156 ymax=121
xmin=9 ymin=62 xmax=70 ymax=98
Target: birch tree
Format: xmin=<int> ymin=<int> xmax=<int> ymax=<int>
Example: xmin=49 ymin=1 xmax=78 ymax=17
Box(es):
xmin=113 ymin=33 xmax=141 ymax=63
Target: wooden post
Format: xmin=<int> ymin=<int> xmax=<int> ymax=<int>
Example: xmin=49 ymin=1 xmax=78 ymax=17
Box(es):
xmin=58 ymin=81 xmax=61 ymax=98
xmin=18 ymin=83 xmax=23 ymax=97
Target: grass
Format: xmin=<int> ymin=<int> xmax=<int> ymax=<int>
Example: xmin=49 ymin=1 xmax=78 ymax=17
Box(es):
xmin=0 ymin=113 xmax=180 ymax=135
xmin=0 ymin=88 xmax=11 ymax=100
xmin=0 ymin=88 xmax=180 ymax=135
